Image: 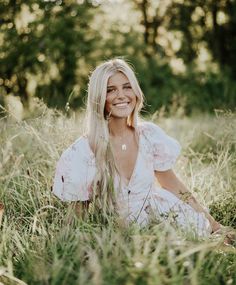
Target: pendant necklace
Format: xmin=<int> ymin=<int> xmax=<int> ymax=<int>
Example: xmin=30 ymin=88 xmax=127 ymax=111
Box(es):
xmin=110 ymin=130 xmax=130 ymax=151
xmin=121 ymin=144 xmax=127 ymax=151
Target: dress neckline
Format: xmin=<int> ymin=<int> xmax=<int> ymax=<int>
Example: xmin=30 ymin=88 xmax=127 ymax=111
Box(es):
xmin=119 ymin=128 xmax=141 ymax=188
xmin=84 ymin=125 xmax=142 ymax=188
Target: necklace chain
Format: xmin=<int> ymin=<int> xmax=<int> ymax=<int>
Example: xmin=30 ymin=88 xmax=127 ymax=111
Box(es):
xmin=117 ymin=134 xmax=128 ymax=151
xmin=110 ymin=129 xmax=135 ymax=151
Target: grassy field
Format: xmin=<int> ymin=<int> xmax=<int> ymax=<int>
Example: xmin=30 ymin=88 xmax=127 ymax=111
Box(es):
xmin=0 ymin=106 xmax=236 ymax=285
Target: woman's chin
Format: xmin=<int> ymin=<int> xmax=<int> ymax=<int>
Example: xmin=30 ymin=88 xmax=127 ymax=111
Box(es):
xmin=111 ymin=110 xmax=132 ymax=119
xmin=110 ymin=106 xmax=134 ymax=118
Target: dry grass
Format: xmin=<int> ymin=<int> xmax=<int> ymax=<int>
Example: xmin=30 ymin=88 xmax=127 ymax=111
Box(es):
xmin=0 ymin=104 xmax=235 ymax=285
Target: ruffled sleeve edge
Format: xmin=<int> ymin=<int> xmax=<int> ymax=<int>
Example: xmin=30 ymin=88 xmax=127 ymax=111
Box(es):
xmin=140 ymin=121 xmax=181 ymax=171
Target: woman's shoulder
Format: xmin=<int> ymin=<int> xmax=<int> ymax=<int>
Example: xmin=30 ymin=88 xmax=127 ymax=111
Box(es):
xmin=59 ymin=135 xmax=93 ymax=162
xmin=137 ymin=120 xmax=181 ymax=171
xmin=137 ymin=121 xmax=164 ymax=136
xmin=137 ymin=120 xmax=181 ymax=148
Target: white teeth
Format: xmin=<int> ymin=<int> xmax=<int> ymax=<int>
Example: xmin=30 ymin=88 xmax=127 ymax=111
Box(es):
xmin=114 ymin=103 xmax=129 ymax=107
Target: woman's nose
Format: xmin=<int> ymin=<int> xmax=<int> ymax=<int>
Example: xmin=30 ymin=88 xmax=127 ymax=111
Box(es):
xmin=116 ymin=88 xmax=125 ymax=98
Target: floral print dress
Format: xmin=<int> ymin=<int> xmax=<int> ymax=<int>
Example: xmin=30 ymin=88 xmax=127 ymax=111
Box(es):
xmin=53 ymin=122 xmax=212 ymax=237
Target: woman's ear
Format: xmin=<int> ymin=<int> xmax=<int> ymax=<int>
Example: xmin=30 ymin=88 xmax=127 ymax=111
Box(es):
xmin=104 ymin=110 xmax=112 ymax=120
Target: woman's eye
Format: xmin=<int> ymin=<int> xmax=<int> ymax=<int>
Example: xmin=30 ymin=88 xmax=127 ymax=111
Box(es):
xmin=124 ymin=86 xmax=132 ymax=89
xmin=107 ymin=89 xmax=115 ymax=94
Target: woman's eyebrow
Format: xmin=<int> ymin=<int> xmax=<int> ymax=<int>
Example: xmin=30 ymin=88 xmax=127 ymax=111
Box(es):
xmin=107 ymin=82 xmax=130 ymax=88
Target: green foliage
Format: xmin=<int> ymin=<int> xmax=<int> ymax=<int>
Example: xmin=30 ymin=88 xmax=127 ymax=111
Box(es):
xmin=168 ymin=0 xmax=236 ymax=77
xmin=0 ymin=0 xmax=99 ymax=109
xmin=0 ymin=0 xmax=236 ymax=114
xmin=133 ymin=59 xmax=236 ymax=114
xmin=175 ymin=68 xmax=236 ymax=114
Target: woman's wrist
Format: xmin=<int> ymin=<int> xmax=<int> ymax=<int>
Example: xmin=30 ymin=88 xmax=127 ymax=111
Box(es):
xmin=210 ymin=220 xmax=222 ymax=233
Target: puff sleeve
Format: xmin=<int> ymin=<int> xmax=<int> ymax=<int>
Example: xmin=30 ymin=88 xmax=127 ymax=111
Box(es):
xmin=143 ymin=122 xmax=181 ymax=171
xmin=52 ymin=137 xmax=96 ymax=202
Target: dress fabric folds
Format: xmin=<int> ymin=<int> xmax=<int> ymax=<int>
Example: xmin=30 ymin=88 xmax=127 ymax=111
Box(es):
xmin=53 ymin=121 xmax=212 ymax=237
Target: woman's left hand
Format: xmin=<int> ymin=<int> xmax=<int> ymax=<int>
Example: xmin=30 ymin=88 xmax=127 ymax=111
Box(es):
xmin=211 ymin=224 xmax=236 ymax=246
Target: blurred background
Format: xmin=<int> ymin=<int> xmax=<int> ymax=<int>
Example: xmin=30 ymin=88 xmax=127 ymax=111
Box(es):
xmin=1 ymin=0 xmax=236 ymax=118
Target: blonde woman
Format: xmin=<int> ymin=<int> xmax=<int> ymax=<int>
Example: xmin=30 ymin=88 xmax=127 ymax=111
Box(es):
xmin=53 ymin=58 xmax=222 ymax=237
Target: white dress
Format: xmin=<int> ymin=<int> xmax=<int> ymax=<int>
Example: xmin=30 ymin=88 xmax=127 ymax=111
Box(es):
xmin=53 ymin=122 xmax=212 ymax=237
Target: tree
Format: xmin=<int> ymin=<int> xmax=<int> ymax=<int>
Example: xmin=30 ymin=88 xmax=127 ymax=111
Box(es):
xmin=167 ymin=0 xmax=236 ymax=76
xmin=0 ymin=0 xmax=99 ymax=109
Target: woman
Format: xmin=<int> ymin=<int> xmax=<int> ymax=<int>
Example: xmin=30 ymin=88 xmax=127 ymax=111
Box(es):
xmin=53 ymin=58 xmax=222 ymax=237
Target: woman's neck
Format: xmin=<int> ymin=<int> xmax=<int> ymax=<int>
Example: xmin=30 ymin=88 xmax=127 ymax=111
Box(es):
xmin=108 ymin=117 xmax=131 ymax=138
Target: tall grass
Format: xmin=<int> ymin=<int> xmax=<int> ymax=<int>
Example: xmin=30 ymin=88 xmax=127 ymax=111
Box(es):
xmin=0 ymin=106 xmax=235 ymax=285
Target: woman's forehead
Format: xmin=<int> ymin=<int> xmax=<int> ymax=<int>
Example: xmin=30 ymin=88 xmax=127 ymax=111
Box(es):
xmin=107 ymin=72 xmax=129 ymax=86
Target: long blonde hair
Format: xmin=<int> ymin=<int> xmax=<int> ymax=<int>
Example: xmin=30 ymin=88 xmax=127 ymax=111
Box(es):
xmin=85 ymin=58 xmax=144 ymax=214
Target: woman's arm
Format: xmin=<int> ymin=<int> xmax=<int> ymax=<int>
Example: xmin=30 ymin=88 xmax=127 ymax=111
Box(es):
xmin=155 ymin=169 xmax=221 ymax=232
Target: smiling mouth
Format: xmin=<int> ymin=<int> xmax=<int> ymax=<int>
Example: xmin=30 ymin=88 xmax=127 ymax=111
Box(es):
xmin=113 ymin=102 xmax=130 ymax=107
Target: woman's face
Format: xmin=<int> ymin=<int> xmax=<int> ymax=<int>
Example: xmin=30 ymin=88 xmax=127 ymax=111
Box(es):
xmin=105 ymin=72 xmax=137 ymax=119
